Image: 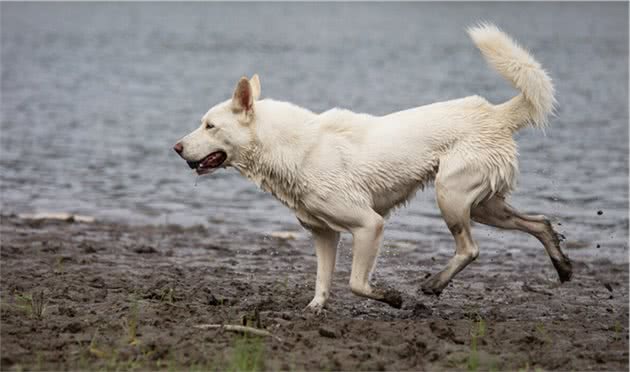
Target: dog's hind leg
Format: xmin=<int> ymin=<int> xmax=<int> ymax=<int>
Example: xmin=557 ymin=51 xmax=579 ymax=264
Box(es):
xmin=305 ymin=228 xmax=340 ymax=313
xmin=421 ymin=169 xmax=485 ymax=296
xmin=471 ymin=195 xmax=572 ymax=282
xmin=348 ymin=211 xmax=403 ymax=308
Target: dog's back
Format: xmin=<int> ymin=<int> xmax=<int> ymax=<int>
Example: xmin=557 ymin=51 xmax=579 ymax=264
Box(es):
xmin=307 ymin=24 xmax=555 ymax=212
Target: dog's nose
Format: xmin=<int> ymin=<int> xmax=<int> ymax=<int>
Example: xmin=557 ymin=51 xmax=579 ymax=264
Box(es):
xmin=173 ymin=142 xmax=184 ymax=154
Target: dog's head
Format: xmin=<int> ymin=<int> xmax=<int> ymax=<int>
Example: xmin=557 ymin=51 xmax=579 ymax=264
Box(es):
xmin=173 ymin=75 xmax=261 ymax=175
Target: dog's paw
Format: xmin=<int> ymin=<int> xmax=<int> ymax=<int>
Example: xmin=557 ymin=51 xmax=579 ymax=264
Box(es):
xmin=552 ymin=256 xmax=573 ymax=283
xmin=304 ymin=300 xmax=326 ymax=315
xmin=420 ymin=286 xmax=442 ymax=297
xmin=420 ymin=276 xmax=444 ymax=297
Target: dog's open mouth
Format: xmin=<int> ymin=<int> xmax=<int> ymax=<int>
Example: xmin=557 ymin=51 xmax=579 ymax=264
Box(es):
xmin=187 ymin=151 xmax=227 ymax=175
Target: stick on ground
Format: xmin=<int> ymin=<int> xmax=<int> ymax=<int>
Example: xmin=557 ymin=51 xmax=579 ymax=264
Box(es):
xmin=194 ymin=324 xmax=280 ymax=340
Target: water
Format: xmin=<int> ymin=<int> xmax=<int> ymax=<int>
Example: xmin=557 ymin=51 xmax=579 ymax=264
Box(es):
xmin=1 ymin=3 xmax=628 ymax=261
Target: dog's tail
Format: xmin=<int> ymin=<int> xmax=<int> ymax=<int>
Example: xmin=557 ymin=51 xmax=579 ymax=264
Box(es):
xmin=468 ymin=23 xmax=556 ymax=131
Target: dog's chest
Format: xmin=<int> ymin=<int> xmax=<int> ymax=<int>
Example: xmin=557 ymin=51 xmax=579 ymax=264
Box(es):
xmin=244 ymin=169 xmax=303 ymax=211
xmin=262 ymin=179 xmax=299 ymax=208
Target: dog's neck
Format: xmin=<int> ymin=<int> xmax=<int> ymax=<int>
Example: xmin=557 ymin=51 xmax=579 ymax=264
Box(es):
xmin=232 ymin=99 xmax=318 ymax=209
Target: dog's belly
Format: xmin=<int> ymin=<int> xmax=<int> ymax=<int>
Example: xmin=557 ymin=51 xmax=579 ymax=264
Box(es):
xmin=295 ymin=209 xmax=325 ymax=229
xmin=294 ymin=208 xmax=349 ymax=232
xmin=372 ymin=182 xmax=423 ymax=216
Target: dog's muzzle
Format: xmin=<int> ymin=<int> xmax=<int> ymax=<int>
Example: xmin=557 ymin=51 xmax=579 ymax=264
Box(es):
xmin=183 ymin=151 xmax=227 ymax=175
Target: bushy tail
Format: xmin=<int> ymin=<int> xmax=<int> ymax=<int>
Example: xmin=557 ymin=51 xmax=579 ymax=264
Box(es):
xmin=468 ymin=23 xmax=556 ymax=131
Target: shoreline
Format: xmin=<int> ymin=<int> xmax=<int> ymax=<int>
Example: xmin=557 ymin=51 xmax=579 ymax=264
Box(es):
xmin=1 ymin=214 xmax=628 ymax=370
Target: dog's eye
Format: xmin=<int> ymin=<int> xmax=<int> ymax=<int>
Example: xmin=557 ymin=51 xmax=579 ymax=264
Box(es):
xmin=205 ymin=122 xmax=215 ymax=130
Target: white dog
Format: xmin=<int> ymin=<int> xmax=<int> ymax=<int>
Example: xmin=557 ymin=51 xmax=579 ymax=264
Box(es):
xmin=174 ymin=24 xmax=572 ymax=312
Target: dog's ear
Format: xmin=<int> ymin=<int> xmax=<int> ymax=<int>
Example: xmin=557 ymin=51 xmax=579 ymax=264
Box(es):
xmin=250 ymin=74 xmax=261 ymax=101
xmin=232 ymin=77 xmax=254 ymax=112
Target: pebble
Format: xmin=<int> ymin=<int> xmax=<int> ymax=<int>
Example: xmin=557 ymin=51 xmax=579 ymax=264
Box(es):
xmin=411 ymin=302 xmax=433 ymax=317
xmin=270 ymin=231 xmax=300 ymax=240
xmin=133 ymin=245 xmax=157 ymax=254
xmin=64 ymin=321 xmax=83 ymax=333
xmin=318 ymin=326 xmax=337 ymax=338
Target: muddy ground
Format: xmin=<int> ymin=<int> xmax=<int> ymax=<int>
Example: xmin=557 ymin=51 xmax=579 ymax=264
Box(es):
xmin=1 ymin=214 xmax=628 ymax=371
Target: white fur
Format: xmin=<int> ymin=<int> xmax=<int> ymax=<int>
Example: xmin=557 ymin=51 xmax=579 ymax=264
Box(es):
xmin=468 ymin=23 xmax=556 ymax=129
xmin=175 ymin=24 xmax=570 ymax=311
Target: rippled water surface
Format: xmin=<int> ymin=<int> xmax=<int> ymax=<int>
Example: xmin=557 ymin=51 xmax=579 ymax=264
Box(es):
xmin=2 ymin=3 xmax=628 ymax=261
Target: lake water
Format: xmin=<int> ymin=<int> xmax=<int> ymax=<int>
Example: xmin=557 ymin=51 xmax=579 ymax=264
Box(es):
xmin=1 ymin=3 xmax=628 ymax=262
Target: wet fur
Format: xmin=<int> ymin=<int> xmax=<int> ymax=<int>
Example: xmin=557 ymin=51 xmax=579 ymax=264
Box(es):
xmin=175 ymin=24 xmax=571 ymax=312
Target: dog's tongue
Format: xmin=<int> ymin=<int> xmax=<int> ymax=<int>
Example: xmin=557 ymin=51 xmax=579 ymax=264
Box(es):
xmin=202 ymin=151 xmax=226 ymax=168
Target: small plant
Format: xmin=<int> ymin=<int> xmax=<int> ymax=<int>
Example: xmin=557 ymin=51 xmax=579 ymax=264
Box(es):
xmin=535 ymin=323 xmax=552 ymax=345
xmin=467 ymin=315 xmax=486 ymax=372
xmin=88 ymin=332 xmax=107 ymax=359
xmin=517 ymin=362 xmax=530 ymax=372
xmin=15 ymin=291 xmax=48 ymax=319
xmin=612 ymin=320 xmax=623 ymax=341
xmin=122 ymin=297 xmax=140 ymax=346
xmin=159 ymin=287 xmax=175 ymax=305
xmin=227 ymin=335 xmax=265 ymax=372
xmin=53 ymin=257 xmax=65 ymax=275
xmin=517 ymin=363 xmax=544 ymax=372
xmin=241 ymin=308 xmax=262 ymax=329
xmin=35 ymin=351 xmax=43 ymax=371
xmin=271 ymin=276 xmax=289 ymax=293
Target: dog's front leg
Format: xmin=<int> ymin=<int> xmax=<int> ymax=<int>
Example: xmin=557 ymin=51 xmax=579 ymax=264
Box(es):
xmin=305 ymin=228 xmax=340 ymax=314
xmin=349 ymin=213 xmax=403 ymax=309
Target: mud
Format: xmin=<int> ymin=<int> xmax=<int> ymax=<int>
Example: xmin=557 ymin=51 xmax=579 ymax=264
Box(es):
xmin=1 ymin=215 xmax=628 ymax=371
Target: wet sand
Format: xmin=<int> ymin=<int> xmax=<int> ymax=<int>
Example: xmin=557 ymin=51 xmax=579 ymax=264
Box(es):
xmin=1 ymin=215 xmax=628 ymax=371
